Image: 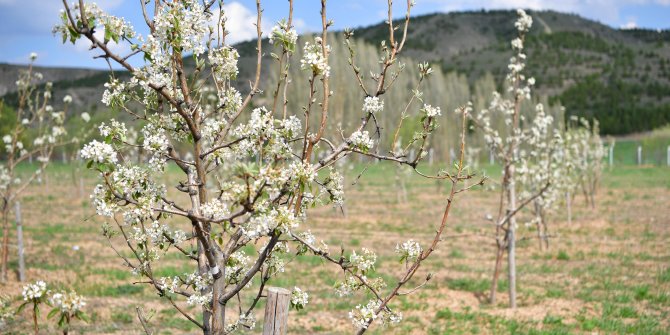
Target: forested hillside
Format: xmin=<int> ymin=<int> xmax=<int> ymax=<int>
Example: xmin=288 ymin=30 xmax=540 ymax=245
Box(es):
xmin=1 ymin=9 xmax=669 ymax=135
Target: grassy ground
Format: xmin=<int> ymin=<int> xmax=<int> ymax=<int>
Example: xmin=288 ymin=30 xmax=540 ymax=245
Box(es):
xmin=0 ymin=162 xmax=669 ymax=334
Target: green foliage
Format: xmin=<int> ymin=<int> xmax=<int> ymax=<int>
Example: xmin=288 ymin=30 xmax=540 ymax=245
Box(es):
xmin=111 ymin=310 xmax=134 ymax=324
xmin=556 ymin=250 xmax=570 ymax=261
xmin=0 ymin=101 xmax=17 ymax=156
xmin=556 ymin=75 xmax=670 ymax=134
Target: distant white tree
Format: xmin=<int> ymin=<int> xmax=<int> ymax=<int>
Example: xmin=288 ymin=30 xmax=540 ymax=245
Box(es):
xmin=467 ymin=10 xmax=568 ymax=308
xmin=0 ymin=54 xmax=80 ymax=282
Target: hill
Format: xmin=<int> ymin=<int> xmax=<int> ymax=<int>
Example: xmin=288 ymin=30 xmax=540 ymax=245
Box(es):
xmin=1 ymin=9 xmax=670 ymax=135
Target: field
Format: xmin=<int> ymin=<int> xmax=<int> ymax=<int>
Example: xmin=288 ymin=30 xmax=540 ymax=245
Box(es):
xmin=1 ymin=162 xmax=670 ymax=334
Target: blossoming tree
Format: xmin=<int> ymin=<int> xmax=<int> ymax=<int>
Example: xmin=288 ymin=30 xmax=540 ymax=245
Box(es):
xmin=0 ymin=54 xmax=75 ymax=282
xmin=17 ymin=280 xmax=87 ymax=335
xmin=467 ymin=10 xmax=567 ymax=308
xmin=55 ymin=0 xmax=482 ymax=333
xmin=528 ymin=115 xmax=605 ymax=250
xmin=565 ymin=117 xmax=605 ymax=209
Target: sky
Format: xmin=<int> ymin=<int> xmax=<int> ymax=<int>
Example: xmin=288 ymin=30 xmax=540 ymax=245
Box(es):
xmin=0 ymin=0 xmax=669 ymax=69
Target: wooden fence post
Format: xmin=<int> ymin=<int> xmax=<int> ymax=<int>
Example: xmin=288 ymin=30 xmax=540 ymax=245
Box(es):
xmin=15 ymin=201 xmax=25 ymax=282
xmin=609 ymin=145 xmax=614 ymax=167
xmin=262 ymin=287 xmax=290 ymax=335
xmin=637 ymin=146 xmax=642 ymax=166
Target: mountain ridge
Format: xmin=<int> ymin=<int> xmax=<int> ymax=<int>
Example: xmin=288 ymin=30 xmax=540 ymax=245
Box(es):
xmin=1 ymin=9 xmax=669 ymax=134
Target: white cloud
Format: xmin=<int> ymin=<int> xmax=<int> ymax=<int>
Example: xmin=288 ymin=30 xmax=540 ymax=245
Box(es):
xmin=621 ymin=17 xmax=639 ymax=29
xmin=293 ymin=18 xmax=307 ymax=32
xmin=210 ymin=2 xmax=272 ymax=45
xmin=429 ymin=0 xmax=669 ymax=28
xmin=0 ymin=0 xmax=124 ymax=34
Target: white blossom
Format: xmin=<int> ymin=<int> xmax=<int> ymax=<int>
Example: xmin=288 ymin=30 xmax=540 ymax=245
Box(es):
xmin=515 ymin=9 xmax=533 ymax=32
xmin=395 ymin=240 xmax=422 ymax=262
xmin=422 ymin=104 xmax=441 ymax=117
xmin=49 ymin=291 xmax=86 ymax=313
xmin=362 ymin=96 xmax=384 ymax=114
xmin=22 ymin=281 xmax=47 ymax=301
xmin=269 ymin=20 xmax=298 ymax=52
xmin=349 ymin=130 xmax=374 ymax=152
xmin=349 ymin=300 xmax=379 ymax=329
xmin=349 ymin=248 xmax=376 ymax=274
xmin=290 ymin=287 xmax=309 ymax=310
xmin=80 ymin=140 xmax=118 ymax=164
xmin=300 ymin=38 xmax=331 ymax=77
xmin=187 ymin=292 xmax=212 ymax=307
xmin=209 ymin=46 xmax=239 ymax=82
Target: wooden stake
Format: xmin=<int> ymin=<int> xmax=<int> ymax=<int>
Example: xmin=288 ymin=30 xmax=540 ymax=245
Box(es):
xmin=609 ymin=145 xmax=614 ymax=167
xmin=262 ymin=287 xmax=291 ymax=335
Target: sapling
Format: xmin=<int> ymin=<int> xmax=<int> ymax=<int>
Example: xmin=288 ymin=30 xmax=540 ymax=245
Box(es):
xmin=55 ymin=0 xmax=482 ymax=334
xmin=47 ymin=290 xmax=88 ymax=335
xmin=16 ymin=281 xmax=87 ymax=335
xmin=529 ymin=115 xmax=604 ymax=248
xmin=0 ymin=54 xmax=83 ymax=282
xmin=467 ymin=10 xmax=564 ymax=307
xmin=18 ymin=280 xmax=48 ymax=335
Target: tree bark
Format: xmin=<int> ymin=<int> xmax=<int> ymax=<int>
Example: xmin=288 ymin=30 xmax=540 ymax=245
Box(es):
xmin=1 ymin=204 xmax=10 ymax=282
xmin=16 ymin=201 xmax=25 ymax=282
xmin=489 ymin=244 xmax=505 ymax=304
xmin=507 ymin=164 xmax=518 ymax=309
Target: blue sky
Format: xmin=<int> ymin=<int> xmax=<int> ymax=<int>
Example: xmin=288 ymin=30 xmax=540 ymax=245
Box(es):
xmin=0 ymin=0 xmax=669 ymax=69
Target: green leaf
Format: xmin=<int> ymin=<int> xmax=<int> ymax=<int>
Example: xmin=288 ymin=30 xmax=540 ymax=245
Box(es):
xmin=17 ymin=301 xmax=29 ymax=314
xmin=104 ymin=25 xmax=112 ymax=44
xmin=47 ymin=308 xmax=60 ymax=319
xmin=76 ymin=311 xmax=90 ymax=323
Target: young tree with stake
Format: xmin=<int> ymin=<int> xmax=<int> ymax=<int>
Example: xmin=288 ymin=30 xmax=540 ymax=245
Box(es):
xmin=55 ymin=0 xmax=482 ymax=333
xmin=468 ymin=10 xmax=565 ymax=308
xmin=0 ymin=54 xmax=81 ymax=283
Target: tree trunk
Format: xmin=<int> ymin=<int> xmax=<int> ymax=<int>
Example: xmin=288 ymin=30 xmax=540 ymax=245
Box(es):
xmin=507 ymin=165 xmax=518 ymax=308
xmin=541 ymin=217 xmax=550 ymax=250
xmin=16 ymin=201 xmax=25 ymax=282
xmin=534 ymin=201 xmax=544 ymax=252
xmin=197 ymin=239 xmax=212 ymax=335
xmin=489 ymin=244 xmax=505 ymax=305
xmin=1 ymin=204 xmax=10 ymax=282
xmin=211 ymin=261 xmax=226 ymax=335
